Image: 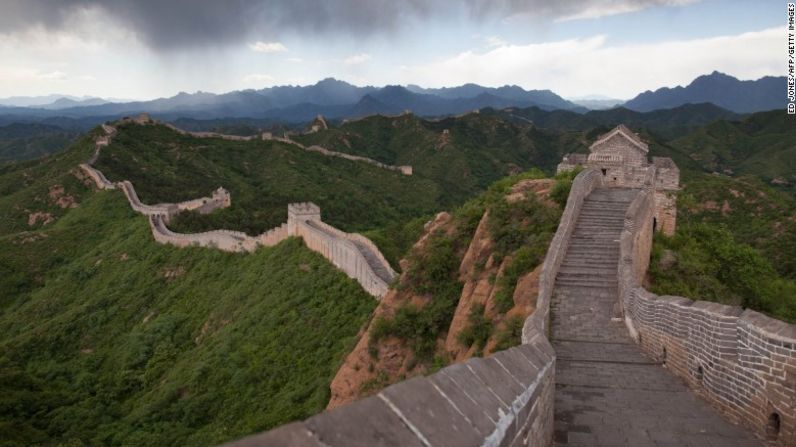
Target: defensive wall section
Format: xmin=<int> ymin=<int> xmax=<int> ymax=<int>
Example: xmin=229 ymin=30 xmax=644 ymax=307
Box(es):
xmin=156 ymin=113 xmax=412 ymax=175
xmin=79 ymin=118 xmax=396 ymax=299
xmin=287 ymin=203 xmax=397 ymax=298
xmin=619 ymin=170 xmax=796 ymax=446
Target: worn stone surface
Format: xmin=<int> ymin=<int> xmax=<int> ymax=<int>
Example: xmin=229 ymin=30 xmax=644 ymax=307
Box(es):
xmin=552 ymin=186 xmax=761 ymax=447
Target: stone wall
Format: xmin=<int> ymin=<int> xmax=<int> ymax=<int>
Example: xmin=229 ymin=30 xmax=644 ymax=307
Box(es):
xmin=79 ymin=163 xmax=116 ymax=190
xmin=619 ymin=176 xmax=796 ymax=446
xmin=287 ymin=204 xmax=397 ymax=298
xmin=149 ymin=214 xmax=262 ymax=252
xmin=175 ymin=187 xmax=232 ymax=214
xmin=225 ymin=331 xmax=555 ymax=447
xmin=118 ymin=180 xmax=180 ymax=221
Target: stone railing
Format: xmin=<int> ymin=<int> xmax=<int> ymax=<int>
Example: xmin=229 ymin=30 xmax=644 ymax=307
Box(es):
xmin=619 ymin=171 xmax=796 ymax=446
xmin=225 ymin=333 xmax=555 ymax=447
xmin=617 ymin=166 xmax=656 ymax=317
xmin=523 ymin=168 xmax=603 ymax=341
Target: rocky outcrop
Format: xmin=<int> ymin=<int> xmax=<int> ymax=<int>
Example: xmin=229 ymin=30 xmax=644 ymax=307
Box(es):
xmin=327 ymin=180 xmax=555 ymax=408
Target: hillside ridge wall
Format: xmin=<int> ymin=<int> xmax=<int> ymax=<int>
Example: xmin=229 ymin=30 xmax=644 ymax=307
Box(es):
xmin=80 ymin=119 xmax=396 ymax=299
xmin=619 ymin=170 xmax=796 ymax=446
xmin=153 ymin=115 xmax=412 ymax=175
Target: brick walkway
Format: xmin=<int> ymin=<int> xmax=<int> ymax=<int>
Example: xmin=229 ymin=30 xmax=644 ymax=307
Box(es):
xmin=551 ymin=188 xmax=761 ymax=447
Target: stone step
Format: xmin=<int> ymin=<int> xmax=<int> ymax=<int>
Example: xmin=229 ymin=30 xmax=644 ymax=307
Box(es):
xmin=552 ymin=288 xmax=616 ymax=299
xmin=577 ymin=216 xmax=625 ymax=220
xmin=558 ymin=266 xmax=617 ymax=276
xmin=574 ymin=221 xmax=625 ymax=227
xmin=579 ymin=205 xmax=629 ymax=211
xmin=570 ymin=234 xmax=621 ymax=240
xmin=563 ymin=250 xmax=619 ymax=258
xmin=555 ymin=277 xmax=618 ymax=288
xmin=577 ymin=217 xmax=626 ymax=221
xmin=561 ymin=261 xmax=618 ymax=269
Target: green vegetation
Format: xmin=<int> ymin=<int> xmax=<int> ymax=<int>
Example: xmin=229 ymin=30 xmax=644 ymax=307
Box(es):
xmin=489 ymin=171 xmax=571 ymax=313
xmin=2 ymin=105 xmax=795 ymax=446
xmin=649 ymin=223 xmax=796 ymax=323
xmin=669 ymin=111 xmax=796 ymax=193
xmin=493 ymin=315 xmax=525 ymax=352
xmin=370 ymin=230 xmax=466 ymax=361
xmin=371 ymin=170 xmax=565 ymax=360
xmin=456 ymin=304 xmax=492 ymax=355
xmin=0 ymin=123 xmax=79 ymax=163
xmin=643 ymin=114 xmax=796 ymax=323
xmin=294 ymin=112 xmax=580 ymax=201
xmin=0 ymin=191 xmax=376 ymax=446
xmin=0 ymin=131 xmax=98 ymax=236
xmin=94 ymin=123 xmax=441 ymax=236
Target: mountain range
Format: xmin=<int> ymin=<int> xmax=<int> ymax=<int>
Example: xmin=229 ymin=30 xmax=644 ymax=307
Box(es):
xmin=0 ymin=72 xmax=785 ymax=126
xmin=623 ymin=71 xmax=785 ymax=113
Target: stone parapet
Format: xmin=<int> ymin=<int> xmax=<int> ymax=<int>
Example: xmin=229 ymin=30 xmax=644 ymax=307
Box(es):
xmin=79 ymin=163 xmax=116 ymax=190
xmin=619 ymin=171 xmax=796 ymax=446
xmin=223 ymin=329 xmax=556 ymax=447
xmin=294 ymin=218 xmax=395 ymax=298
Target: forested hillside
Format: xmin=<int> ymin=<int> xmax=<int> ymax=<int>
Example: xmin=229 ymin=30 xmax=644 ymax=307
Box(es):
xmin=1 ymin=106 xmax=794 ymax=446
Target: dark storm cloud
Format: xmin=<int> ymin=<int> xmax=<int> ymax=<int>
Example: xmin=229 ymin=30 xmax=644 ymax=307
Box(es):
xmin=0 ymin=0 xmax=690 ymax=50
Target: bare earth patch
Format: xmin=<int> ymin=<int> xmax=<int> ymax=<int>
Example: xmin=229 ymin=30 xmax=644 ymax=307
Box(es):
xmin=27 ymin=212 xmax=54 ymax=226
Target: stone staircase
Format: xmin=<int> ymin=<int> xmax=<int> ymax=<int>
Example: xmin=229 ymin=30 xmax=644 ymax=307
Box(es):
xmin=552 ymin=187 xmax=636 ymax=344
xmin=551 ymin=187 xmax=760 ymax=447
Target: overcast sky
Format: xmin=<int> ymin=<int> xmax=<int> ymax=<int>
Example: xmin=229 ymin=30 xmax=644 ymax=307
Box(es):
xmin=0 ymin=0 xmax=784 ymax=100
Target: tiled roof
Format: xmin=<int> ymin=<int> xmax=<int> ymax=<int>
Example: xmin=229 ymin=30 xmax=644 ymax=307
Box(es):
xmin=590 ymin=124 xmax=649 ymax=153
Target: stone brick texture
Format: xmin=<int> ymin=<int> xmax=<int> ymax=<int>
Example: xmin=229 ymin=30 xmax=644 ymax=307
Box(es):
xmin=621 ymin=172 xmax=796 ymax=446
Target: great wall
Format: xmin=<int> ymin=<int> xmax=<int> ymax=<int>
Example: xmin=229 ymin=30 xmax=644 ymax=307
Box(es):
xmin=161 ymin=116 xmax=413 ymax=176
xmin=78 ymin=114 xmax=397 ymax=298
xmin=224 ymin=126 xmax=795 ymax=447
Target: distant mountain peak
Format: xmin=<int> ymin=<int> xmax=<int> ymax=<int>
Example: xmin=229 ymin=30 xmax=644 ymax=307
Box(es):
xmin=624 ymin=71 xmax=785 ymax=114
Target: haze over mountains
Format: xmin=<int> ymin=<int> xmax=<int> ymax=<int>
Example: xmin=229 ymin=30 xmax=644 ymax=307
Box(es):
xmin=0 ymin=72 xmax=785 ymax=126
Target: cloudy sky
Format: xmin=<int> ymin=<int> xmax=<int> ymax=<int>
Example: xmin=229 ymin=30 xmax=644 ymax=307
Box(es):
xmin=0 ymin=0 xmax=784 ymax=100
